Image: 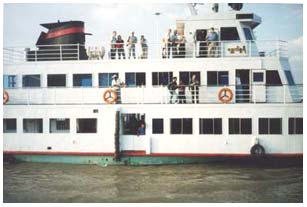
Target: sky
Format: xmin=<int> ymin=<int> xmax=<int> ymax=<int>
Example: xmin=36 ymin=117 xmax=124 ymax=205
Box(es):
xmin=3 ymin=3 xmax=303 ymax=83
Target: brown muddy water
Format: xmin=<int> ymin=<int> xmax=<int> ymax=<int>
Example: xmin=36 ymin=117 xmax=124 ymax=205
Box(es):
xmin=3 ymin=162 xmax=302 ymax=203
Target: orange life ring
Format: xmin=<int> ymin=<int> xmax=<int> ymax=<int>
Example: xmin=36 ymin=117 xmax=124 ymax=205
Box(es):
xmin=218 ymin=88 xmax=233 ymax=103
xmin=3 ymin=90 xmax=9 ymax=105
xmin=103 ymin=89 xmax=118 ymax=104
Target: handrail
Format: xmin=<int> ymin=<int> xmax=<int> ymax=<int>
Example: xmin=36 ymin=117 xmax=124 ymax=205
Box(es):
xmin=3 ymin=40 xmax=288 ymax=64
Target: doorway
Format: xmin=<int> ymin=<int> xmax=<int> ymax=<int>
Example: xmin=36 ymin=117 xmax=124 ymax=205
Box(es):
xmin=235 ymin=70 xmax=250 ymax=103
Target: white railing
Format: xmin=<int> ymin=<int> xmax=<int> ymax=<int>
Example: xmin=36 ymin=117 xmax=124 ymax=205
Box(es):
xmin=3 ymin=84 xmax=302 ymax=105
xmin=3 ymin=40 xmax=288 ymax=64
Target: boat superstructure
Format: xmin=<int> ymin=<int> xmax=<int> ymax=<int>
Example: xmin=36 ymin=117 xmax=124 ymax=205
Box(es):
xmin=3 ymin=4 xmax=303 ymax=165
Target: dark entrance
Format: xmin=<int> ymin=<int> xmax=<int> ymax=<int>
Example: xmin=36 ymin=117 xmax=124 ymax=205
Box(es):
xmin=235 ymin=70 xmax=251 ymax=103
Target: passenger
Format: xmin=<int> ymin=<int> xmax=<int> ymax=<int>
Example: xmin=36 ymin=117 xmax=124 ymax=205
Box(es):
xmin=178 ymin=80 xmax=186 ymax=104
xmin=116 ymin=35 xmax=125 ymax=59
xmin=110 ymin=31 xmax=117 ymax=59
xmin=111 ymin=74 xmax=122 ymax=103
xmin=167 ymin=77 xmax=178 ymax=104
xmin=206 ymin=27 xmax=218 ymax=57
xmin=189 ymin=74 xmax=200 ymax=104
xmin=127 ymin=31 xmax=137 ymax=59
xmin=163 ymin=29 xmax=172 ymax=58
xmin=177 ymin=33 xmax=186 ymax=58
xmin=140 ymin=35 xmax=148 ymax=59
xmin=137 ymin=123 xmax=146 ymax=136
xmin=161 ymin=37 xmax=167 ymax=58
xmin=170 ymin=29 xmax=178 ymax=58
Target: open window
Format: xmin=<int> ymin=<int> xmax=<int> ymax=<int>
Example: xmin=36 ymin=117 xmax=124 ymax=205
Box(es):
xmin=23 ymin=119 xmax=43 ymax=133
xmin=50 ymin=118 xmax=70 ymax=133
xmin=122 ymin=113 xmax=145 ymax=135
xmin=266 ymin=71 xmax=282 ymax=86
xmin=76 ymin=118 xmax=97 ymax=133
xmin=99 ymin=73 xmax=119 ymax=87
xmin=179 ymin=71 xmax=201 ymax=85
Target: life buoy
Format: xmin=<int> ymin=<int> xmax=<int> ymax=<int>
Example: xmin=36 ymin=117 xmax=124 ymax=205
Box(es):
xmin=3 ymin=90 xmax=9 ymax=105
xmin=103 ymin=89 xmax=118 ymax=104
xmin=250 ymin=144 xmax=265 ymax=157
xmin=218 ymin=88 xmax=233 ymax=103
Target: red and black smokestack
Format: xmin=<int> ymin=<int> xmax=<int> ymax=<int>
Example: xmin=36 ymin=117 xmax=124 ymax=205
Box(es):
xmin=27 ymin=20 xmax=90 ymax=61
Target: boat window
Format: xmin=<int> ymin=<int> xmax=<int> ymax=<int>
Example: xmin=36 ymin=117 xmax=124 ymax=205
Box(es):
xmin=49 ymin=118 xmax=70 ymax=133
xmin=207 ymin=71 xmax=229 ymax=86
xmin=99 ymin=73 xmax=119 ymax=87
xmin=229 ymin=118 xmax=252 ymax=134
xmin=122 ymin=113 xmax=145 ymax=135
xmin=266 ymin=71 xmax=282 ymax=86
xmin=3 ymin=119 xmax=17 ymax=133
xmin=259 ymin=118 xmax=282 ymax=134
xmin=199 ymin=118 xmax=222 ymax=134
xmin=284 ymin=71 xmax=295 ymax=85
xmin=47 ymin=74 xmax=66 ymax=87
xmin=170 ymin=118 xmax=192 ymax=134
xmin=253 ymin=72 xmax=264 ymax=82
xmin=152 ymin=118 xmax=164 ymax=134
xmin=179 ymin=72 xmax=201 ymax=85
xmin=73 ymin=74 xmax=92 ymax=87
xmin=23 ymin=119 xmax=43 ymax=133
xmin=220 ymin=27 xmax=240 ymax=41
xmin=243 ymin=28 xmax=253 ymax=41
xmin=125 ymin=72 xmax=146 ymax=87
xmin=76 ymin=118 xmax=97 ymax=133
xmin=3 ymin=75 xmax=17 ymax=89
xmin=22 ymin=74 xmax=41 ymax=87
xmin=152 ymin=72 xmax=173 ymax=86
xmin=289 ymin=118 xmax=303 ymax=135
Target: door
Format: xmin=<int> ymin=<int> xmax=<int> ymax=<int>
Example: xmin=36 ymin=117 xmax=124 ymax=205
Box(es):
xmin=235 ymin=70 xmax=250 ymax=103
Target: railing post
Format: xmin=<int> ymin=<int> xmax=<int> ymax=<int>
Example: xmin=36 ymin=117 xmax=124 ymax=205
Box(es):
xmin=35 ymin=50 xmax=37 ymax=61
xmin=77 ymin=43 xmax=80 ymax=60
xmin=60 ymin=45 xmax=62 ymax=61
xmin=249 ymin=40 xmax=252 ymax=57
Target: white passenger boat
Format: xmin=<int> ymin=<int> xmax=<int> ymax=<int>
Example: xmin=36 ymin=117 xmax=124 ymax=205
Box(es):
xmin=3 ymin=3 xmax=303 ymax=165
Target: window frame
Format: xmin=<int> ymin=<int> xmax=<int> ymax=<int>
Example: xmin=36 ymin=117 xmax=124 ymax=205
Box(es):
xmin=3 ymin=118 xmax=17 ymax=133
xmin=49 ymin=118 xmax=70 ymax=133
xmin=47 ymin=74 xmax=67 ymax=87
xmin=22 ymin=74 xmax=41 ymax=88
xmin=3 ymin=75 xmax=17 ymax=89
xmin=99 ymin=73 xmax=119 ymax=88
xmin=170 ymin=118 xmax=193 ymax=135
xmin=125 ymin=72 xmax=146 ymax=87
xmin=76 ymin=118 xmax=97 ymax=133
xmin=152 ymin=72 xmax=173 ymax=86
xmin=179 ymin=71 xmax=201 ymax=85
xmin=73 ymin=74 xmax=93 ymax=87
xmin=152 ymin=118 xmax=164 ymax=134
xmin=288 ymin=117 xmax=303 ymax=135
xmin=199 ymin=118 xmax=222 ymax=134
xmin=229 ymin=118 xmax=252 ymax=135
xmin=259 ymin=118 xmax=282 ymax=135
xmin=207 ymin=71 xmax=229 ymax=86
xmin=23 ymin=118 xmax=43 ymax=133
xmin=266 ymin=71 xmax=282 ymax=86
xmin=220 ymin=27 xmax=240 ymax=41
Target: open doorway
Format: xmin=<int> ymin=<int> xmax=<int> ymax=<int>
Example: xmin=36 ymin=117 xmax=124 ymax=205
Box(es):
xmin=235 ymin=70 xmax=250 ymax=103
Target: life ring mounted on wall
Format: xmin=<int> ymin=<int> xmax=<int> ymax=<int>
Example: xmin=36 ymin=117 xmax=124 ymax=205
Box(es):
xmin=3 ymin=90 xmax=9 ymax=105
xmin=103 ymin=89 xmax=118 ymax=104
xmin=218 ymin=88 xmax=233 ymax=103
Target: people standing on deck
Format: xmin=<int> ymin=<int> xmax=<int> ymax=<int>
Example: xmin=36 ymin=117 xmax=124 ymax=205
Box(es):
xmin=170 ymin=30 xmax=178 ymax=58
xmin=140 ymin=35 xmax=148 ymax=59
xmin=116 ymin=35 xmax=125 ymax=59
xmin=110 ymin=31 xmax=117 ymax=59
xmin=189 ymin=74 xmax=200 ymax=103
xmin=127 ymin=32 xmax=138 ymax=59
xmin=167 ymin=77 xmax=178 ymax=104
xmin=177 ymin=33 xmax=186 ymax=58
xmin=163 ymin=29 xmax=172 ymax=58
xmin=111 ymin=74 xmax=122 ymax=103
xmin=206 ymin=27 xmax=219 ymax=57
xmin=178 ymin=80 xmax=186 ymax=104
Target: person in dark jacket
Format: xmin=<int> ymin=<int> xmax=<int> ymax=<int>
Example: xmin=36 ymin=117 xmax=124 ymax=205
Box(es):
xmin=167 ymin=77 xmax=178 ymax=103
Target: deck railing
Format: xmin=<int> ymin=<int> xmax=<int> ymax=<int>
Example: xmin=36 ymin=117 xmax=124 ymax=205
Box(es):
xmin=3 ymin=40 xmax=288 ymax=64
xmin=3 ymin=84 xmax=302 ymax=105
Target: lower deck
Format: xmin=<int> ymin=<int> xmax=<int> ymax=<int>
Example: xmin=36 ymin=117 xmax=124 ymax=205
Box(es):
xmin=3 ymin=103 xmax=303 ymax=165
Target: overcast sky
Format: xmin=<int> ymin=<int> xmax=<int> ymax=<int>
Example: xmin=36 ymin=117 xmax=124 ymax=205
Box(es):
xmin=3 ymin=3 xmax=303 ymax=83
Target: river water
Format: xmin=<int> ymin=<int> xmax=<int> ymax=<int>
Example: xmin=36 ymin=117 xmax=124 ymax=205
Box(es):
xmin=3 ymin=162 xmax=302 ymax=203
